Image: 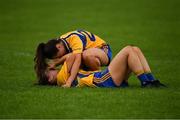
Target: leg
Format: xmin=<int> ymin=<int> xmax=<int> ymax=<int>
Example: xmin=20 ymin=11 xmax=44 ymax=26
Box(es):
xmin=119 ymin=68 xmax=131 ymax=87
xmin=132 ymin=46 xmax=157 ymax=81
xmin=108 ymin=46 xmax=145 ymax=86
xmin=123 ymin=68 xmax=132 ymax=82
xmin=82 ymin=48 xmax=109 ymax=71
xmin=132 ymin=46 xmax=151 ymax=73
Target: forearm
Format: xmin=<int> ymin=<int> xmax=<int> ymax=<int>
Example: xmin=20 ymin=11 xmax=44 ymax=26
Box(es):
xmin=66 ymin=54 xmax=81 ymax=86
xmin=54 ymin=53 xmax=72 ymax=65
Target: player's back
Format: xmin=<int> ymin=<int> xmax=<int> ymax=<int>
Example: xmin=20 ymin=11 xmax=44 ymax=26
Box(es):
xmin=60 ymin=30 xmax=106 ymax=49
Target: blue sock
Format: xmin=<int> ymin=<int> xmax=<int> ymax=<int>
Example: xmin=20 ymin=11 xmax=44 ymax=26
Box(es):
xmin=137 ymin=73 xmax=149 ymax=85
xmin=146 ymin=73 xmax=156 ymax=81
xmin=120 ymin=81 xmax=129 ymax=88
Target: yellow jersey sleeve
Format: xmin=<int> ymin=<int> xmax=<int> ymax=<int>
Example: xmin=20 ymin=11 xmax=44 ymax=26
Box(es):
xmin=56 ymin=62 xmax=70 ymax=86
xmin=69 ymin=35 xmax=83 ymax=54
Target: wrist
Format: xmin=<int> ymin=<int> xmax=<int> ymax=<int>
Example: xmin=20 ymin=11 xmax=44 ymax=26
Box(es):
xmin=66 ymin=81 xmax=72 ymax=86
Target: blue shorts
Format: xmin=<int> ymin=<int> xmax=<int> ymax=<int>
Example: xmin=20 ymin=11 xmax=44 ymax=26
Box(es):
xmin=100 ymin=44 xmax=112 ymax=65
xmin=73 ymin=69 xmax=128 ymax=88
xmin=93 ymin=68 xmax=118 ymax=87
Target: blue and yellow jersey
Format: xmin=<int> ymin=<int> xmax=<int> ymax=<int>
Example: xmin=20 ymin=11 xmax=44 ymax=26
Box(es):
xmin=57 ymin=62 xmax=98 ymax=87
xmin=59 ymin=30 xmax=106 ymax=54
xmin=56 ymin=61 xmax=117 ymax=88
xmin=56 ymin=62 xmax=70 ymax=86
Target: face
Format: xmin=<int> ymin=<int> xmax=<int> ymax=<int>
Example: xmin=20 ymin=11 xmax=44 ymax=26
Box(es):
xmin=54 ymin=43 xmax=66 ymax=58
xmin=46 ymin=69 xmax=58 ymax=84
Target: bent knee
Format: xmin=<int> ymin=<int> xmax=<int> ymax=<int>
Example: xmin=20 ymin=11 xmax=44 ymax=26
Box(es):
xmin=82 ymin=52 xmax=93 ymax=62
xmin=82 ymin=48 xmax=109 ymax=66
xmin=82 ymin=50 xmax=94 ymax=59
xmin=83 ymin=55 xmax=100 ymax=65
xmin=82 ymin=55 xmax=101 ymax=70
xmin=123 ymin=45 xmax=134 ymax=53
xmin=124 ymin=45 xmax=142 ymax=53
xmin=132 ymin=46 xmax=141 ymax=53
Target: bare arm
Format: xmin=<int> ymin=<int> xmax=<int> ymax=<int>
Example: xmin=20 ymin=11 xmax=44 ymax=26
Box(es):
xmin=66 ymin=54 xmax=76 ymax=73
xmin=63 ymin=53 xmax=81 ymax=87
xmin=49 ymin=53 xmax=72 ymax=68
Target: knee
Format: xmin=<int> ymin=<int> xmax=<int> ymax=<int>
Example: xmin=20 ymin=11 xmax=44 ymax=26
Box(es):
xmin=83 ymin=54 xmax=93 ymax=61
xmin=82 ymin=51 xmax=92 ymax=61
xmin=83 ymin=54 xmax=100 ymax=65
xmin=132 ymin=46 xmax=141 ymax=53
xmin=124 ymin=45 xmax=142 ymax=53
xmin=124 ymin=45 xmax=134 ymax=53
xmin=82 ymin=53 xmax=101 ymax=69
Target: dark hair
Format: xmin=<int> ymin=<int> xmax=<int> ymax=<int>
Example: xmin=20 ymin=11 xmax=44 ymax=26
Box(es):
xmin=34 ymin=39 xmax=61 ymax=85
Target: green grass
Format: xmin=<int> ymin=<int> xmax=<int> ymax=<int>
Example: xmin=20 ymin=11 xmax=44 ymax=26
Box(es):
xmin=0 ymin=0 xmax=180 ymax=118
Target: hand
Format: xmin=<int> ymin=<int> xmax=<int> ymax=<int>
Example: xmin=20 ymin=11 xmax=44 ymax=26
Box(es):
xmin=48 ymin=63 xmax=56 ymax=69
xmin=62 ymin=82 xmax=71 ymax=88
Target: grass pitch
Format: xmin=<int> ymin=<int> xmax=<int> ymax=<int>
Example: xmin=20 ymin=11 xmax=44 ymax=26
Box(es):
xmin=0 ymin=0 xmax=180 ymax=118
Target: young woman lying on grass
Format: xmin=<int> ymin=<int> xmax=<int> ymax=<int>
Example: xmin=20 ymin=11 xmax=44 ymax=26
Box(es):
xmin=35 ymin=45 xmax=165 ymax=88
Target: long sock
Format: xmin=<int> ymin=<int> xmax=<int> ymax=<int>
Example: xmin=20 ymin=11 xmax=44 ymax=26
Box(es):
xmin=146 ymin=73 xmax=156 ymax=81
xmin=137 ymin=73 xmax=149 ymax=86
xmin=120 ymin=81 xmax=129 ymax=88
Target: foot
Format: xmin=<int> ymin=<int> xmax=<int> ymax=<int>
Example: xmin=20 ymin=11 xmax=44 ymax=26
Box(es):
xmin=142 ymin=80 xmax=166 ymax=88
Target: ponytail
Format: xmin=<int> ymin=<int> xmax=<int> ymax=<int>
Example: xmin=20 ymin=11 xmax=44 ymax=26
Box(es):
xmin=34 ymin=39 xmax=61 ymax=85
xmin=34 ymin=43 xmax=49 ymax=85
